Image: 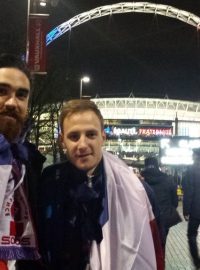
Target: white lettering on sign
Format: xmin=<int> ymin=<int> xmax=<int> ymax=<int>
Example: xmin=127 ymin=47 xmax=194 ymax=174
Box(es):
xmin=113 ymin=127 xmax=137 ymax=136
xmin=138 ymin=128 xmax=172 ymax=137
xmin=34 ymin=19 xmax=42 ymax=71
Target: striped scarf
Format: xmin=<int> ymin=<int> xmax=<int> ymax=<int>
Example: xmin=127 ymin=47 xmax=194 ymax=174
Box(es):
xmin=0 ymin=135 xmax=40 ymax=262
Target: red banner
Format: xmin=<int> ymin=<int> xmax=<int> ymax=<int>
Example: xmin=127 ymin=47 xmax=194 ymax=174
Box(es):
xmin=27 ymin=14 xmax=48 ymax=73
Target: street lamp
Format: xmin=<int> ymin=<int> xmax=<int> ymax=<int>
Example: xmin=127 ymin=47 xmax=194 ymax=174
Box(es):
xmin=80 ymin=76 xmax=90 ymax=99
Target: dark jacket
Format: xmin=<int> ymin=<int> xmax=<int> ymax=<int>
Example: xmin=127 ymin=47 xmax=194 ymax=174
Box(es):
xmin=141 ymin=181 xmax=165 ymax=249
xmin=38 ymin=160 xmax=105 ymax=270
xmin=16 ymin=142 xmax=46 ymax=270
xmin=23 ymin=141 xmax=46 ymax=222
xmin=142 ymin=168 xmax=179 ymax=229
xmin=182 ymin=165 xmax=200 ymax=218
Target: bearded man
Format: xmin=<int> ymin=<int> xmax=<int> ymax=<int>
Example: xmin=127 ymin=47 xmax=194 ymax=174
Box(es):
xmin=0 ymin=54 xmax=45 ymax=270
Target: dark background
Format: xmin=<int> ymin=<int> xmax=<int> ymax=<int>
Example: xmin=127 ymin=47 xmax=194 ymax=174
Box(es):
xmin=1 ymin=0 xmax=200 ymax=101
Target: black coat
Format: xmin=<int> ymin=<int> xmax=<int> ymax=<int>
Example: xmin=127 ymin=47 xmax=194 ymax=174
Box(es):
xmin=142 ymin=168 xmax=178 ymax=229
xmin=182 ymin=165 xmax=200 ymax=219
xmin=37 ymin=161 xmax=105 ymax=270
xmin=16 ymin=142 xmax=46 ymax=270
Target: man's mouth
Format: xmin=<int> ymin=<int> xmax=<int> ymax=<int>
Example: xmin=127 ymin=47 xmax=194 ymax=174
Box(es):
xmin=78 ymin=153 xmax=92 ymax=158
xmin=2 ymin=115 xmax=18 ymax=123
xmin=0 ymin=112 xmax=18 ymax=120
xmin=3 ymin=114 xmax=16 ymax=119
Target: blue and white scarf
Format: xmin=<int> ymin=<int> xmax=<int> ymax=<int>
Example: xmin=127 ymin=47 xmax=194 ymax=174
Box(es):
xmin=0 ymin=135 xmax=40 ymax=261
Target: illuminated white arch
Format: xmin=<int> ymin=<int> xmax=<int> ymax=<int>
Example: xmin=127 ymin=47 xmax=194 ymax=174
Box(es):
xmin=47 ymin=2 xmax=200 ymax=45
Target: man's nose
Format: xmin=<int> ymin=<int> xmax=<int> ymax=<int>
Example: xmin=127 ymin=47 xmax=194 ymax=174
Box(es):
xmin=78 ymin=135 xmax=88 ymax=149
xmin=5 ymin=95 xmax=18 ymax=108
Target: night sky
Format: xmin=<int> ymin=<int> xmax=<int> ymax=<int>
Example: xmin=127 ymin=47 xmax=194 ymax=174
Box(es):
xmin=1 ymin=1 xmax=200 ymax=101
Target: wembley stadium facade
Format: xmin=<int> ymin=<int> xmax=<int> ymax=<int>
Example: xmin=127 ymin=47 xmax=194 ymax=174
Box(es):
xmin=91 ymin=97 xmax=200 ymax=169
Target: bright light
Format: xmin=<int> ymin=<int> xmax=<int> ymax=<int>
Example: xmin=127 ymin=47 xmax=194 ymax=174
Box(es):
xmin=160 ymin=138 xmax=200 ymax=165
xmin=165 ymin=147 xmax=192 ymax=157
xmin=81 ymin=76 xmax=90 ymax=83
xmin=189 ymin=140 xmax=200 ymax=148
xmin=161 ymin=147 xmax=193 ymax=165
xmin=161 ymin=156 xmax=193 ymax=165
xmin=160 ymin=138 xmax=170 ymax=149
xmin=80 ymin=76 xmax=90 ymax=98
xmin=179 ymin=139 xmax=188 ymax=148
xmin=40 ymin=1 xmax=47 ymax=6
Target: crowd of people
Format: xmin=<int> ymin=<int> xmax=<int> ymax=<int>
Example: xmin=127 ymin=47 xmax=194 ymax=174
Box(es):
xmin=0 ymin=53 xmax=199 ymax=270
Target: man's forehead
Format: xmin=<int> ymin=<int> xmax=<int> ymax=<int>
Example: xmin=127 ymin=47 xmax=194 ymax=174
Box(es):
xmin=0 ymin=67 xmax=29 ymax=79
xmin=63 ymin=121 xmax=101 ymax=134
xmin=0 ymin=67 xmax=30 ymax=89
xmin=64 ymin=125 xmax=99 ymax=133
xmin=66 ymin=110 xmax=100 ymax=120
xmin=64 ymin=111 xmax=101 ymax=126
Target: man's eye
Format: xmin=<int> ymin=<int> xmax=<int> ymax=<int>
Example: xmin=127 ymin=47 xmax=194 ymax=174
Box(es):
xmin=68 ymin=134 xmax=79 ymax=141
xmin=16 ymin=89 xmax=29 ymax=99
xmin=87 ymin=132 xmax=97 ymax=138
xmin=0 ymin=87 xmax=7 ymax=96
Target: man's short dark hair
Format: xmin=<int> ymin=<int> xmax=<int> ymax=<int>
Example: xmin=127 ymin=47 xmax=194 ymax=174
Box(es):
xmin=0 ymin=53 xmax=31 ymax=81
xmin=60 ymin=99 xmax=104 ymax=133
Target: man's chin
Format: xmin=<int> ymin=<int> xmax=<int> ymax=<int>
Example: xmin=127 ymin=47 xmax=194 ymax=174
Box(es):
xmin=75 ymin=162 xmax=94 ymax=173
xmin=2 ymin=115 xmax=18 ymax=122
xmin=0 ymin=117 xmax=23 ymax=142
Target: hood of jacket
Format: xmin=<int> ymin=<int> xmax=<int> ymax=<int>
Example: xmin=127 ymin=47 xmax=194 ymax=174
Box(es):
xmin=142 ymin=168 xmax=166 ymax=186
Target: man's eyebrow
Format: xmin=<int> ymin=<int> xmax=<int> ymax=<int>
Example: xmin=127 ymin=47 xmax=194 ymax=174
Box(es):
xmin=17 ymin=87 xmax=30 ymax=93
xmin=0 ymin=83 xmax=30 ymax=93
xmin=0 ymin=83 xmax=10 ymax=88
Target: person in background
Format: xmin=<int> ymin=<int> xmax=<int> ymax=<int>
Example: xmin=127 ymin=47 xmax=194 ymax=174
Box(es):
xmin=38 ymin=99 xmax=164 ymax=270
xmin=0 ymin=53 xmax=45 ymax=270
xmin=182 ymin=148 xmax=200 ymax=269
xmin=130 ymin=166 xmax=165 ymax=256
xmin=141 ymin=157 xmax=180 ymax=250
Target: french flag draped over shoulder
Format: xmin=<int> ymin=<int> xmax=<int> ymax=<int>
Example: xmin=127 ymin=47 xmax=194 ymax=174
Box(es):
xmin=90 ymin=151 xmax=164 ymax=270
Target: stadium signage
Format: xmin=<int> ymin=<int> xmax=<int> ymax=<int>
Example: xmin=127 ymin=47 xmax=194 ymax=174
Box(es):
xmin=105 ymin=126 xmax=172 ymax=138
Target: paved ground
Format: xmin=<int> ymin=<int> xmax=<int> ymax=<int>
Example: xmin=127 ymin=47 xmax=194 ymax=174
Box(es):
xmin=165 ymin=202 xmax=200 ymax=270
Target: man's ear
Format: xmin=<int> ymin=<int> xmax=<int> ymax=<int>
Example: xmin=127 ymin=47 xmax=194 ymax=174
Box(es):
xmin=58 ymin=133 xmax=65 ymax=149
xmin=102 ymin=130 xmax=106 ymax=142
xmin=59 ymin=133 xmax=67 ymax=154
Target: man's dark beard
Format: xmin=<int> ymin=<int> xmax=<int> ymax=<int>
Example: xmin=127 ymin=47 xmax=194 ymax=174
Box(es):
xmin=0 ymin=111 xmax=25 ymax=142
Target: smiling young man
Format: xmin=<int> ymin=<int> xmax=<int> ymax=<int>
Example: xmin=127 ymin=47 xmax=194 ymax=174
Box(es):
xmin=39 ymin=99 xmax=164 ymax=270
xmin=60 ymin=102 xmax=106 ymax=175
xmin=0 ymin=54 xmax=45 ymax=270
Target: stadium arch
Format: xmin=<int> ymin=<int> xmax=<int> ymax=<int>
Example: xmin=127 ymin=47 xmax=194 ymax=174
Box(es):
xmin=44 ymin=3 xmax=200 ymax=169
xmin=46 ymin=2 xmax=200 ymax=45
